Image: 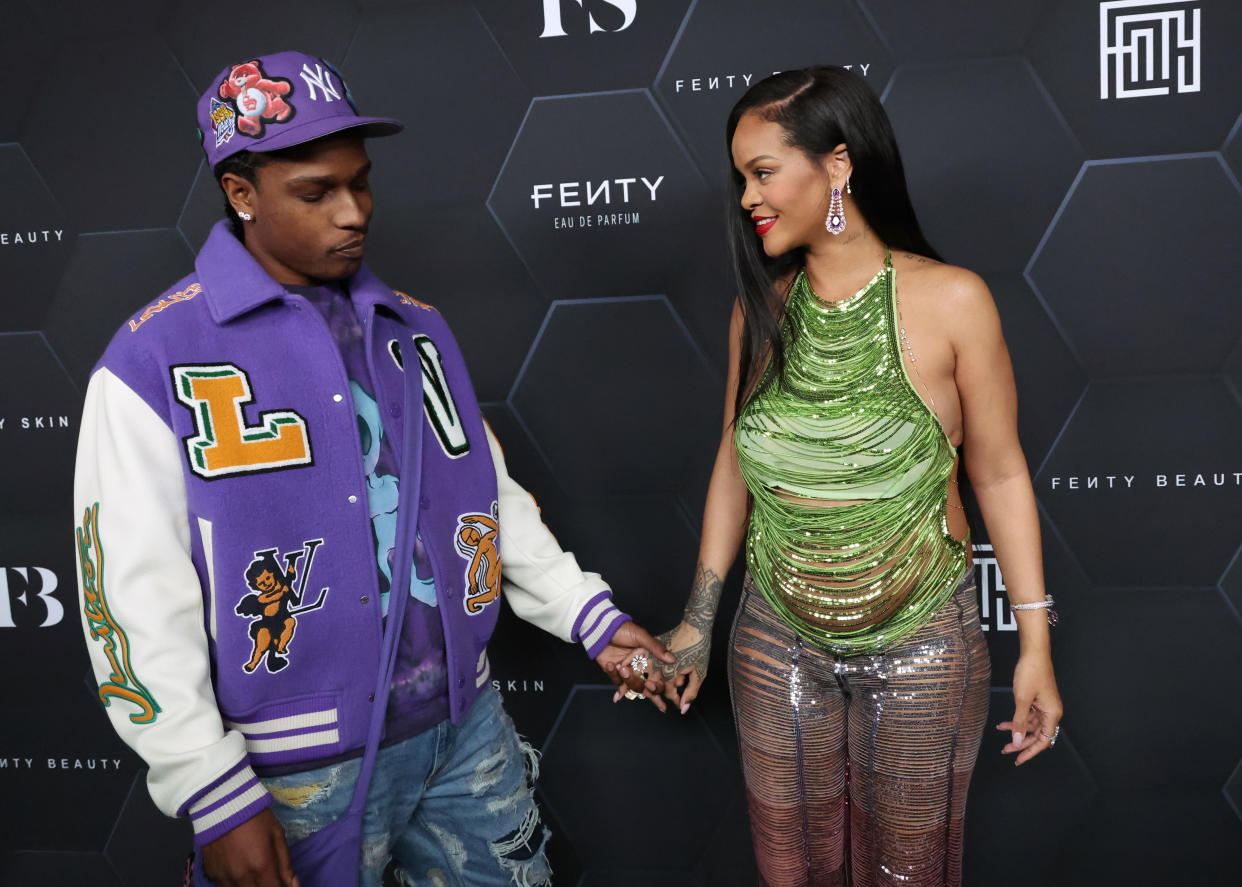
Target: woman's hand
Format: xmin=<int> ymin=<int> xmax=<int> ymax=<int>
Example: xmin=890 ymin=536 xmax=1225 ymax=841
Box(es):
xmin=656 ymin=619 xmax=712 ymax=714
xmin=997 ymin=651 xmax=1063 ymax=766
xmin=650 ymin=563 xmax=725 ymax=714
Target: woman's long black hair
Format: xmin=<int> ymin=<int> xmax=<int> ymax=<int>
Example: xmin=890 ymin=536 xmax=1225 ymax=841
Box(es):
xmin=727 ymin=66 xmax=940 ymax=421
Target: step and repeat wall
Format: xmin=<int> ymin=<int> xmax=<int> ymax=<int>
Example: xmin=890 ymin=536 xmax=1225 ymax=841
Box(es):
xmin=3 ymin=1 xmax=1241 ymax=884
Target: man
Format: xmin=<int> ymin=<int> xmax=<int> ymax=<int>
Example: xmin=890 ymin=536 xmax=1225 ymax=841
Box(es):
xmin=74 ymin=51 xmax=668 ymax=887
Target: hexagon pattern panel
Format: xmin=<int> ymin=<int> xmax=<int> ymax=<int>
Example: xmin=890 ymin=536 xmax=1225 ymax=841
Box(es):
xmin=489 ymin=91 xmax=710 ymax=299
xmin=540 ymin=688 xmax=737 ymax=872
xmin=1036 ymin=378 xmax=1242 ymax=587
xmin=654 ymin=0 xmax=894 ymax=174
xmin=859 ymin=0 xmax=1053 ymax=62
xmin=3 ymin=1 xmax=1240 ymax=885
xmin=510 ymin=297 xmax=718 ymax=496
xmin=885 ymin=57 xmax=1084 ymax=273
xmin=20 ymin=34 xmax=200 ymax=232
xmin=1028 ymin=156 xmax=1242 ymax=378
xmin=0 ymin=146 xmax=71 ymax=331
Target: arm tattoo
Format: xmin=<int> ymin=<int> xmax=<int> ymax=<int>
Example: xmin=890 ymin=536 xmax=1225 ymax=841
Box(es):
xmin=684 ymin=562 xmax=724 ymax=631
xmin=666 ymin=563 xmax=724 ymax=681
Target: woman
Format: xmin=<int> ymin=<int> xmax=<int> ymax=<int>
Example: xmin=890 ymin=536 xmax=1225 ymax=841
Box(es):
xmin=653 ymin=67 xmax=1063 ymax=886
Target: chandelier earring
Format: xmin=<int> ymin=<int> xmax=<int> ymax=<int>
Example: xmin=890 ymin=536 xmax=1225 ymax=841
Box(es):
xmin=825 ymin=187 xmax=846 ymax=235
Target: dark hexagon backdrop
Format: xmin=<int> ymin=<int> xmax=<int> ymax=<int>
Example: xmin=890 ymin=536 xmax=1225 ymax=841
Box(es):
xmin=2 ymin=1 xmax=1240 ymax=885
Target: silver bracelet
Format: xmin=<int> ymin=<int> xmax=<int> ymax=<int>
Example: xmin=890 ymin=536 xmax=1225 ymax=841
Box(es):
xmin=1010 ymin=595 xmax=1059 ymax=626
xmin=1010 ymin=595 xmax=1055 ymax=610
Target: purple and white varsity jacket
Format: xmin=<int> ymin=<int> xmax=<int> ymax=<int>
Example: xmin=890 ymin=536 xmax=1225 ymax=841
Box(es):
xmin=73 ymin=221 xmax=630 ymax=846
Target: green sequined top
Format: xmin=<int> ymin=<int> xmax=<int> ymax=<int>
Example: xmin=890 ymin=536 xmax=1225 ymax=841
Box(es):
xmin=734 ymin=249 xmax=968 ymax=655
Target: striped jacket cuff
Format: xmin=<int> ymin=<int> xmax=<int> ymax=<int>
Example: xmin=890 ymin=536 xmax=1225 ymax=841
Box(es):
xmin=182 ymin=759 xmax=271 ymax=847
xmin=572 ymin=591 xmax=631 ymax=659
xmin=223 ymin=698 xmax=342 ymax=768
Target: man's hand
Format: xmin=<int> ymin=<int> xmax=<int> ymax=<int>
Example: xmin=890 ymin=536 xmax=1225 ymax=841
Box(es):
xmin=595 ymin=621 xmax=676 ymax=712
xmin=200 ymin=808 xmax=299 ymax=887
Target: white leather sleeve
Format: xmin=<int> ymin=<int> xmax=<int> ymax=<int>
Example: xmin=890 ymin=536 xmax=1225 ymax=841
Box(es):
xmin=74 ymin=368 xmax=268 ymax=845
xmin=484 ymin=422 xmax=630 ymax=657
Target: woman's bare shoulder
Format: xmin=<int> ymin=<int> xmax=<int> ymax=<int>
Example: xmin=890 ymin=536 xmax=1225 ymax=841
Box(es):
xmin=893 ymin=252 xmax=992 ymax=311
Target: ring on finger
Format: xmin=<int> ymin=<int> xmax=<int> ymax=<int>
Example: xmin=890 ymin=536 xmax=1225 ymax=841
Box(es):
xmin=1039 ymin=725 xmax=1062 ymax=747
xmin=623 ymin=688 xmax=644 ymax=701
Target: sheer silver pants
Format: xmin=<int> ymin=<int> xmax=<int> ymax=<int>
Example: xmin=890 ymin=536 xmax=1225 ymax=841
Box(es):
xmin=728 ymin=572 xmax=990 ymax=887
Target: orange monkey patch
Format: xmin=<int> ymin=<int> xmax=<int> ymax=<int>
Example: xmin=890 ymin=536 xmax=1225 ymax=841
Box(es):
xmin=455 ymin=502 xmax=501 ymax=615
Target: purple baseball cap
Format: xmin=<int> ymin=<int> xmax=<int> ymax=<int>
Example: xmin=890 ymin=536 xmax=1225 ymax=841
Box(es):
xmin=198 ymin=50 xmax=402 ymax=168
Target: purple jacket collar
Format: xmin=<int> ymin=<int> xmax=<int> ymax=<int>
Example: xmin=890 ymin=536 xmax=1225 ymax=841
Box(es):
xmin=195 ymin=220 xmax=405 ymax=324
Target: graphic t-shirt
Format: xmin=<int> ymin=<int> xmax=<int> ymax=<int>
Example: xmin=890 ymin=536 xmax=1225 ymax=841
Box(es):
xmin=291 ymin=283 xmax=449 ymax=743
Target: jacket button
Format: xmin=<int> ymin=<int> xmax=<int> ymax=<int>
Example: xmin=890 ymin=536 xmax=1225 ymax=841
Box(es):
xmin=368 ymin=693 xmax=375 ymax=702
xmin=457 ymin=678 xmax=465 ymax=689
xmin=333 ymin=393 xmax=343 ymax=403
xmin=360 ymin=595 xmax=369 ymax=604
xmin=388 ymin=404 xmax=400 ymax=418
xmin=348 ymin=495 xmax=358 ymax=504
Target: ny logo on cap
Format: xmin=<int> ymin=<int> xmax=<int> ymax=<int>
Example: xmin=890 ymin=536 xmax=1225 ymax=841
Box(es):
xmin=300 ymin=62 xmax=341 ymax=103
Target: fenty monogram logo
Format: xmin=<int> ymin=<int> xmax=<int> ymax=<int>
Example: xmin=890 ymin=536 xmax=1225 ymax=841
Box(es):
xmin=172 ymin=364 xmax=313 ymax=480
xmin=77 ymin=503 xmax=162 ymax=724
xmin=1100 ymin=0 xmax=1201 ymax=99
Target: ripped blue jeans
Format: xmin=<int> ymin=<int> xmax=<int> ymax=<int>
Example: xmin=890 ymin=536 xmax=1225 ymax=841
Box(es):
xmin=262 ymin=687 xmax=551 ymax=887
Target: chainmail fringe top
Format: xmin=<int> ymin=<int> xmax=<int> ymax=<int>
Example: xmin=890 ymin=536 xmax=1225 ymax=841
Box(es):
xmin=734 ymin=249 xmax=969 ymax=655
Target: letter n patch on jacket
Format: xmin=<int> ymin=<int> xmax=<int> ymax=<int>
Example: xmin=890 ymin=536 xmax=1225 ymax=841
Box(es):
xmin=172 ymin=364 xmax=312 ymax=479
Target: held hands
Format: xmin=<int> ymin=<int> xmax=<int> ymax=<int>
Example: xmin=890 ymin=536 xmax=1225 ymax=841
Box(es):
xmin=997 ymin=651 xmax=1064 ymax=766
xmin=595 ymin=620 xmax=675 ymax=712
xmin=609 ymin=615 xmax=712 ymax=715
xmin=200 ymin=807 xmax=299 ymax=887
xmin=655 ymin=619 xmax=711 ymax=714
xmin=621 ymin=563 xmax=724 ymax=715
xmin=657 ymin=563 xmax=724 ymax=714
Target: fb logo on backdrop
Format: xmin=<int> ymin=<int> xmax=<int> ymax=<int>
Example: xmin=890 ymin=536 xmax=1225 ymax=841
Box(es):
xmin=540 ymin=0 xmax=636 ymax=37
xmin=0 ymin=567 xmax=63 ymax=628
xmin=1099 ymin=0 xmax=1201 ymax=99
